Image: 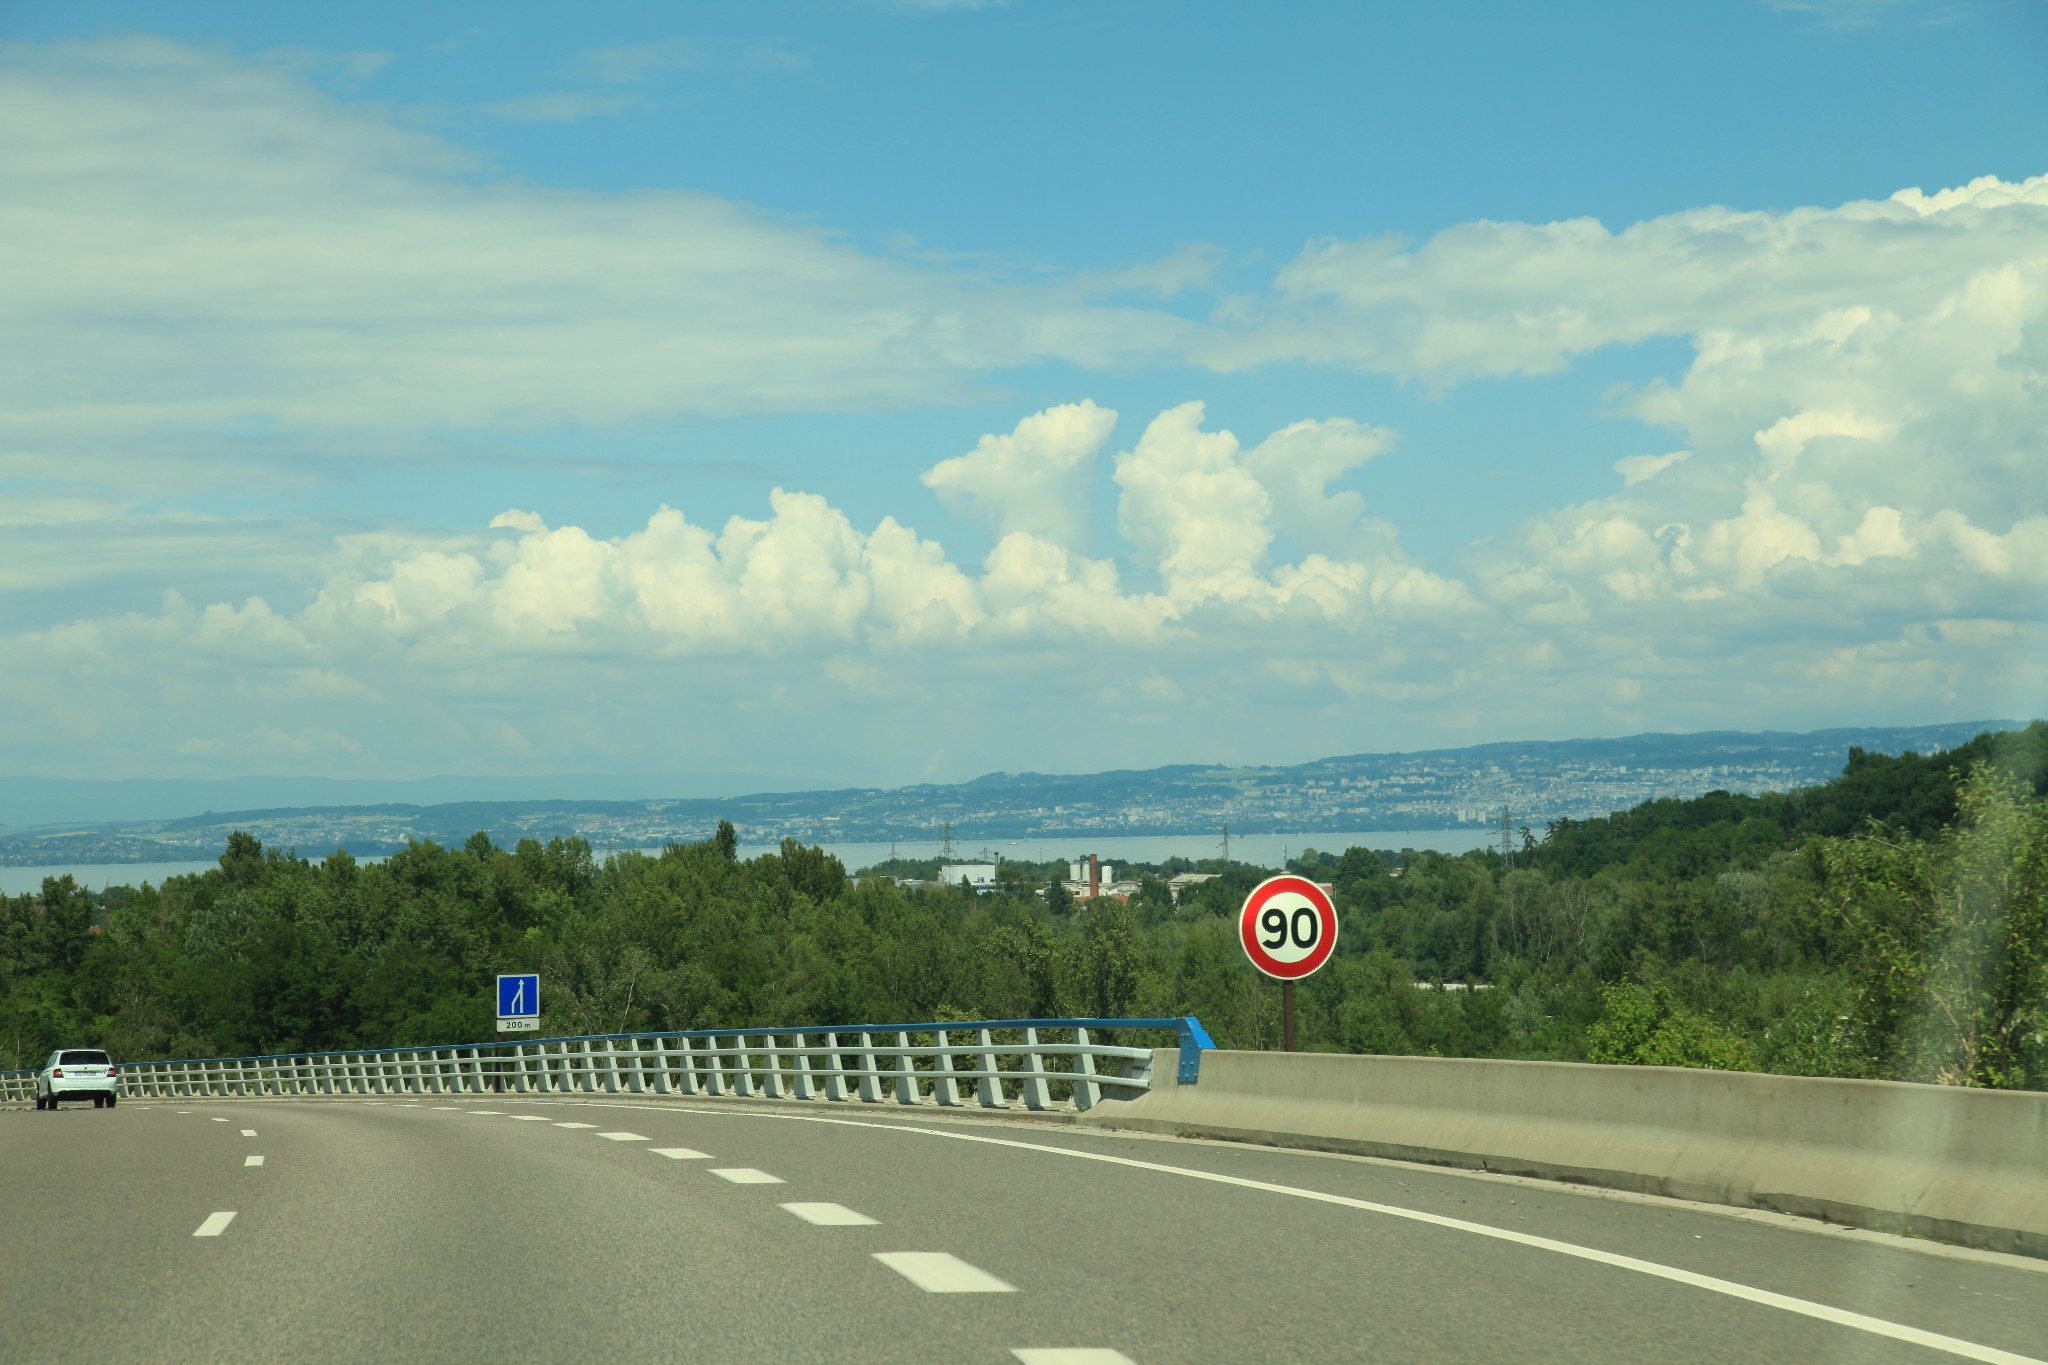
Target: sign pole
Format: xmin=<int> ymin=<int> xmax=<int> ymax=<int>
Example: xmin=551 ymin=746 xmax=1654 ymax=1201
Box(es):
xmin=495 ymin=973 xmax=541 ymax=1094
xmin=1236 ymin=874 xmax=1336 ymax=1056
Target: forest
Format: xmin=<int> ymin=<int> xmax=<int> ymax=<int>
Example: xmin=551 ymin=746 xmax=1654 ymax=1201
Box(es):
xmin=3 ymin=724 xmax=2043 ymax=1090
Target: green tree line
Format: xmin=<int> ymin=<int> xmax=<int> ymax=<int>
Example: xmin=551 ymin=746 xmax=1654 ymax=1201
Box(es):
xmin=3 ymin=725 xmax=2042 ymax=1089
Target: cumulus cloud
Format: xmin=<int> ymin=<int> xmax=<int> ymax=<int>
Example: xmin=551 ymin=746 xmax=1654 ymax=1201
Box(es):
xmin=1224 ymin=170 xmax=2048 ymax=644
xmin=2 ymin=36 xmax=2042 ymax=780
xmin=919 ymin=400 xmax=1116 ymax=549
xmin=18 ymin=405 xmax=1454 ymax=684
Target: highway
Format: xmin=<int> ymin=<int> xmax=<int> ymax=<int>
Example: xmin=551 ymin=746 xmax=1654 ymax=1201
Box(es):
xmin=3 ymin=1097 xmax=2044 ymax=1364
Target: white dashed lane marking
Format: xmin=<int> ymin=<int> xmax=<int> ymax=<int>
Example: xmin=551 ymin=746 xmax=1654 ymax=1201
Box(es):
xmin=244 ymin=1156 xmax=264 ymax=1167
xmin=466 ymin=1110 xmax=504 ymax=1116
xmin=211 ymin=1117 xmax=228 ymax=1123
xmin=873 ymin=1252 xmax=1015 ymax=1293
xmin=433 ymin=1107 xmax=462 ymax=1111
xmin=597 ymin=1131 xmax=649 ymax=1142
xmin=650 ymin=1147 xmax=711 ymax=1160
xmin=241 ymin=1129 xmax=257 ymax=1137
xmin=780 ymin=1202 xmax=877 ymax=1226
xmin=709 ymin=1168 xmax=784 ymax=1185
xmin=1012 ymin=1353 xmax=1137 ymax=1364
xmin=192 ymin=1212 xmax=237 ymax=1237
xmin=553 ymin=1122 xmax=597 ymax=1129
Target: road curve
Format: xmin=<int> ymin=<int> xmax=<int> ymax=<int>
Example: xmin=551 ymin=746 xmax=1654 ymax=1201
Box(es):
xmin=2 ymin=1096 xmax=2044 ymax=1364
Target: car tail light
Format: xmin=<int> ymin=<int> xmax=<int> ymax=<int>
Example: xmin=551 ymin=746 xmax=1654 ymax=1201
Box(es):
xmin=50 ymin=1068 xmax=63 ymax=1078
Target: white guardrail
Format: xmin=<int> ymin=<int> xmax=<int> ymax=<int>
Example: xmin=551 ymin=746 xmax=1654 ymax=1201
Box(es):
xmin=1 ymin=1017 xmax=1216 ymax=1113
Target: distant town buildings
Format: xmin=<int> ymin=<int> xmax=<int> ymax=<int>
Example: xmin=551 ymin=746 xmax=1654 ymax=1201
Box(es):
xmin=936 ymin=862 xmax=999 ymax=891
xmin=3 ymin=724 xmax=2005 ymax=871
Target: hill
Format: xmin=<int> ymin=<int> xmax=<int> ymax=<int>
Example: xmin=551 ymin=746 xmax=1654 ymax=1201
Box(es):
xmin=0 ymin=719 xmax=2025 ymax=867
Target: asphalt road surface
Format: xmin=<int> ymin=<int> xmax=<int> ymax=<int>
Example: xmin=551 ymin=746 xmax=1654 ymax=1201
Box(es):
xmin=2 ymin=1095 xmax=2044 ymax=1364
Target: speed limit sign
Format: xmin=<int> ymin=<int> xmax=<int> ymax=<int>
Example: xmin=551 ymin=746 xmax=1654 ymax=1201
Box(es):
xmin=1238 ymin=875 xmax=1338 ymax=981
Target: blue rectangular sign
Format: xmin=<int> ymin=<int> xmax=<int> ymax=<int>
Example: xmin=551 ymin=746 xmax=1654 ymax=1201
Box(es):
xmin=497 ymin=973 xmax=539 ymax=1018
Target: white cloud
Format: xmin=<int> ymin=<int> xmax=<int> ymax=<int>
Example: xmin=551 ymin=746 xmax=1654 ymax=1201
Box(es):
xmin=0 ymin=36 xmax=1183 ymax=448
xmin=919 ymin=400 xmax=1116 ymax=549
xmin=1114 ymin=403 xmax=1276 ymax=605
xmin=1 ymin=37 xmax=2042 ymax=780
xmin=1241 ymin=416 xmax=1396 ymax=551
xmin=16 ymin=405 xmax=1455 ymax=685
xmin=1613 ymin=451 xmax=1689 ymax=486
xmin=574 ymin=38 xmax=706 ymax=83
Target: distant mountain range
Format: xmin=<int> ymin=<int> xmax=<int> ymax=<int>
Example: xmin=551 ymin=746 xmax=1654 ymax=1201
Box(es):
xmin=0 ymin=720 xmax=2026 ymax=869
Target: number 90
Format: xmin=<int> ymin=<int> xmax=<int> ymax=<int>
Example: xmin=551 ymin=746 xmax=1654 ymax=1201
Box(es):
xmin=1260 ymin=904 xmax=1319 ymax=951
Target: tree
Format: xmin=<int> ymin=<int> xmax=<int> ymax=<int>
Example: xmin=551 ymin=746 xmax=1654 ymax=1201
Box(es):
xmin=1827 ymin=765 xmax=2048 ymax=1088
xmin=1586 ymin=982 xmax=1756 ymax=1071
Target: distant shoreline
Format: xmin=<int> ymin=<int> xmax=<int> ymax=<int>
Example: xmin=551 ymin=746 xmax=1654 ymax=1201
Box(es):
xmin=0 ymin=828 xmax=1499 ymax=895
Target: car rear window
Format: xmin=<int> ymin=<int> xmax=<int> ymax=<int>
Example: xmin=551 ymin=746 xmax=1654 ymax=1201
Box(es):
xmin=59 ymin=1050 xmax=110 ymax=1066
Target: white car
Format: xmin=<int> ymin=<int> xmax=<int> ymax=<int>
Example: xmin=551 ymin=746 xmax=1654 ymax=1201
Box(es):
xmin=34 ymin=1049 xmax=119 ymax=1109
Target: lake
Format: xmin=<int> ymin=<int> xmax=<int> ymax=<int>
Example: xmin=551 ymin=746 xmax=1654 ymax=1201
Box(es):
xmin=0 ymin=828 xmax=1497 ymax=895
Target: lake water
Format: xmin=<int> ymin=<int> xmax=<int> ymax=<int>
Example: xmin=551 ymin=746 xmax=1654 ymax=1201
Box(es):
xmin=1 ymin=828 xmax=1496 ymax=895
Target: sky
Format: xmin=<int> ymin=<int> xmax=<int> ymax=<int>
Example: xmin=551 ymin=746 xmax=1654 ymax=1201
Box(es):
xmin=2 ymin=0 xmax=2045 ymax=797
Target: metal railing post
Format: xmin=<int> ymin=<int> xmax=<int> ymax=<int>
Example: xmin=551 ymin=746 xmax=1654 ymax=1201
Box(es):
xmin=791 ymin=1034 xmax=817 ymax=1100
xmin=677 ymin=1037 xmax=702 ymax=1096
xmin=731 ymin=1035 xmax=756 ymax=1098
xmin=651 ymin=1038 xmax=673 ymax=1095
xmin=893 ymin=1031 xmax=918 ymax=1105
xmin=855 ymin=1033 xmax=881 ymax=1102
xmin=822 ymin=1033 xmax=849 ymax=1101
xmin=975 ymin=1028 xmax=1003 ymax=1108
xmin=1018 ymin=1027 xmax=1051 ymax=1110
xmin=932 ymin=1029 xmax=960 ymax=1107
xmin=1071 ymin=1026 xmax=1100 ymax=1111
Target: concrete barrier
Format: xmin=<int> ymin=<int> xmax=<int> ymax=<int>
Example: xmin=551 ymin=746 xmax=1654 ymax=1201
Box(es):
xmin=1082 ymin=1049 xmax=2048 ymax=1258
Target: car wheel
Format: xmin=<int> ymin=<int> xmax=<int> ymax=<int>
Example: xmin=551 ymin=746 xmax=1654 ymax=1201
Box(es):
xmin=107 ymin=1094 xmax=117 ymax=1109
xmin=93 ymin=1096 xmax=104 ymax=1108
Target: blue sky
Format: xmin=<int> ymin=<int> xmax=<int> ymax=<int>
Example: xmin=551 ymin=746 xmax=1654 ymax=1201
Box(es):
xmin=2 ymin=0 xmax=2044 ymax=795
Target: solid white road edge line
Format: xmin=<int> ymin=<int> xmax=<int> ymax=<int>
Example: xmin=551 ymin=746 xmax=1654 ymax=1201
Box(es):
xmin=873 ymin=1251 xmax=1015 ymax=1293
xmin=244 ymin=1155 xmax=264 ymax=1167
xmin=781 ymin=1202 xmax=879 ymax=1226
xmin=575 ymin=1100 xmax=2045 ymax=1365
xmin=192 ymin=1212 xmax=236 ymax=1237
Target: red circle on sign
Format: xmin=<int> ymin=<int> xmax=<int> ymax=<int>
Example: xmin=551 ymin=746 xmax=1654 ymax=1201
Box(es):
xmin=1238 ymin=875 xmax=1339 ymax=980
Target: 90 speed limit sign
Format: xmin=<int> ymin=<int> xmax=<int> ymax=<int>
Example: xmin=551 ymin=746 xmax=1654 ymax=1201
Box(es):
xmin=1238 ymin=875 xmax=1338 ymax=980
